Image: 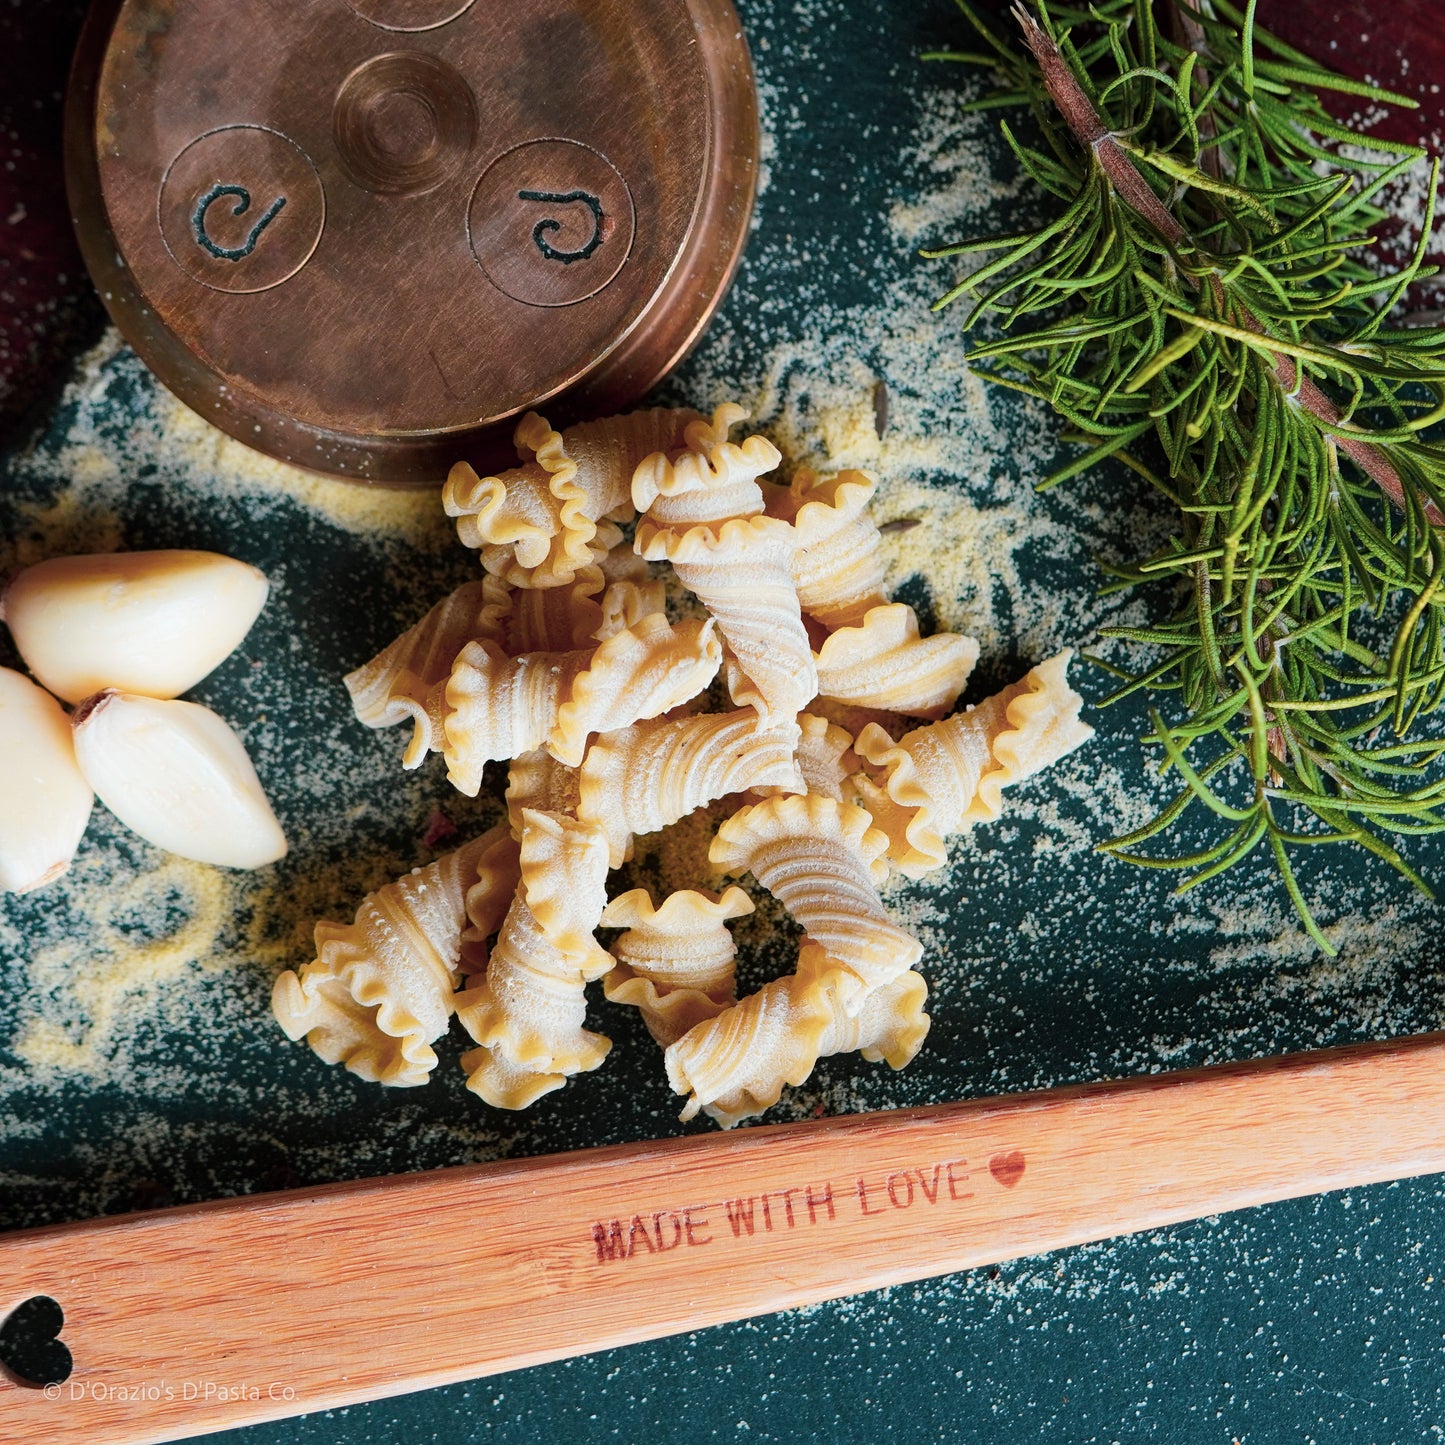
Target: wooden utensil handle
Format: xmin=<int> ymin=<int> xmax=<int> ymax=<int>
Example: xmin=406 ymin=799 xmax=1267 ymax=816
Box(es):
xmin=4 ymin=1031 xmax=1445 ymax=1445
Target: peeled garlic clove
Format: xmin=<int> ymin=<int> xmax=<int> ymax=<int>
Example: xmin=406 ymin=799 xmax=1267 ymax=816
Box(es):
xmin=72 ymin=692 xmax=287 ymax=869
xmin=1 ymin=550 xmax=269 ymax=704
xmin=0 ymin=666 xmax=93 ymax=893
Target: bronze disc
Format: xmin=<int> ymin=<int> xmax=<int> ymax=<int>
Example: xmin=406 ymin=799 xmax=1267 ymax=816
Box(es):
xmin=64 ymin=0 xmax=758 ymax=485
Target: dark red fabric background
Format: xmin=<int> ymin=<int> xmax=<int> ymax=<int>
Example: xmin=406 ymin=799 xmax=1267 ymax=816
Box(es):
xmin=1 ymin=1 xmax=1440 ymax=440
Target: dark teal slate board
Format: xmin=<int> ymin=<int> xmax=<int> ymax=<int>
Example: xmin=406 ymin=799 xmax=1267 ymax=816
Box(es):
xmin=3 ymin=2 xmax=1445 ymax=1442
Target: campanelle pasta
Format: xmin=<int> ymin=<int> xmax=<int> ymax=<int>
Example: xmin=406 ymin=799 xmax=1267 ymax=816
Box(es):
xmin=454 ymin=809 xmax=614 ymax=1107
xmin=664 ymin=941 xmax=931 ymax=1127
xmin=344 ymin=578 xmax=509 ymax=769
xmin=278 ymin=401 xmax=1094 ymax=1126
xmin=443 ymin=407 xmax=697 ymax=588
xmin=601 ymin=885 xmax=753 ymax=1047
xmin=853 ymin=648 xmax=1093 ymax=877
xmin=272 ymin=823 xmax=517 ymax=1086
xmin=709 ymin=793 xmax=922 ymax=1016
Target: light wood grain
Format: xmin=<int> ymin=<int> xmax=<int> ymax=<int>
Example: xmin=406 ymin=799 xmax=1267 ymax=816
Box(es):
xmin=3 ymin=1031 xmax=1445 ymax=1444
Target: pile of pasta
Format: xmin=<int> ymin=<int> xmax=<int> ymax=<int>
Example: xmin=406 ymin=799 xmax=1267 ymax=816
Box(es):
xmin=272 ymin=403 xmax=1093 ymax=1126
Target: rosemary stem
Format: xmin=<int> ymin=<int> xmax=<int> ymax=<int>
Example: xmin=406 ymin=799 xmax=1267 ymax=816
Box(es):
xmin=1010 ymin=4 xmax=1440 ymax=525
xmin=1167 ymin=0 xmax=1225 ymax=182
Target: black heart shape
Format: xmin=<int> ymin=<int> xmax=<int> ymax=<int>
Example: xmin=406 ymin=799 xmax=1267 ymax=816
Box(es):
xmin=0 ymin=1295 xmax=73 ymax=1388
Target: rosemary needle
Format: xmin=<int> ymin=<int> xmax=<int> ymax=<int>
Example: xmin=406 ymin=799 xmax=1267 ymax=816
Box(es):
xmin=929 ymin=0 xmax=1445 ymax=951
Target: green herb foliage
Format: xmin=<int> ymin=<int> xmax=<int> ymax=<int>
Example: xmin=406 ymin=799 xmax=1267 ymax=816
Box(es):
xmin=928 ymin=0 xmax=1445 ymax=950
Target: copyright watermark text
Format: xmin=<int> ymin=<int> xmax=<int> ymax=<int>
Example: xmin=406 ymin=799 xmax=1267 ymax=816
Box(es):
xmin=43 ymin=1380 xmax=297 ymax=1404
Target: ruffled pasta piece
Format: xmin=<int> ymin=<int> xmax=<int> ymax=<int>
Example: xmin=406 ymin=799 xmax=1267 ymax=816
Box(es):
xmin=775 ymin=468 xmax=889 ymax=631
xmin=808 ymin=942 xmax=931 ymax=1068
xmin=458 ymin=825 xmax=523 ymax=975
xmin=709 ymin=793 xmax=921 ymax=1015
xmin=454 ymin=810 xmax=614 ymax=1105
xmin=598 ymin=537 xmax=652 ymax=584
xmin=595 ymin=576 xmax=668 ymax=641
xmin=854 ymin=648 xmax=1093 ymax=876
xmin=506 ymin=566 xmax=604 ymax=653
xmin=814 ymin=603 xmax=978 ymax=720
xmin=563 ymin=409 xmax=703 ymax=519
xmin=344 ymin=579 xmax=510 ymax=769
xmin=443 ymin=641 xmax=590 ymax=796
xmin=504 ymin=748 xmax=581 ymax=836
xmin=975 ymin=649 xmax=1094 ymax=820
xmin=638 ymin=513 xmax=816 ymax=728
xmin=664 ymin=941 xmax=931 ymax=1127
xmin=600 ymin=885 xmax=753 ymax=1047
xmin=444 ymin=408 xmax=696 ymax=587
xmin=548 ymin=613 xmax=723 ymax=768
xmin=578 ymin=708 xmax=804 ymax=867
xmin=272 ymin=825 xmax=508 ymax=1087
xmin=794 ymin=712 xmax=858 ymax=801
xmin=631 ymin=404 xmax=779 ymax=530
xmin=664 ymin=960 xmax=834 ymax=1127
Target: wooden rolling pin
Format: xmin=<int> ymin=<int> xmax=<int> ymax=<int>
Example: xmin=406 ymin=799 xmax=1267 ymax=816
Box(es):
xmin=3 ymin=1029 xmax=1445 ymax=1444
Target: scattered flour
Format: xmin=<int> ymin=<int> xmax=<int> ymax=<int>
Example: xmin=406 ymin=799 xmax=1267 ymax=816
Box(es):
xmin=0 ymin=7 xmax=1439 ymax=1238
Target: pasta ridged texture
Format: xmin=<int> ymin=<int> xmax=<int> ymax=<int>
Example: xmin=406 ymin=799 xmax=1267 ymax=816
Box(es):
xmin=630 ymin=404 xmax=778 ymax=527
xmin=444 ymin=407 xmax=696 ymax=587
xmin=640 ymin=514 xmax=817 ymax=727
xmin=664 ymin=954 xmax=834 ymax=1127
xmin=504 ymin=748 xmax=581 ymax=837
xmin=777 ymin=468 xmax=889 ymax=630
xmin=547 ymin=613 xmax=722 ymax=768
xmin=601 ymin=885 xmax=754 ymax=1048
xmin=709 ymin=793 xmax=922 ymax=1016
xmin=444 ymin=615 xmax=721 ymax=794
xmin=663 ymin=941 xmax=930 ymax=1128
xmin=753 ymin=712 xmax=856 ymax=801
xmin=633 ymin=408 xmax=816 ymax=728
xmin=854 ymin=648 xmax=1094 ymax=877
xmin=271 ymin=825 xmax=509 ymax=1087
xmin=344 ymin=578 xmax=510 ymax=769
xmin=454 ymin=810 xmax=614 ymax=1107
xmin=811 ymin=943 xmax=931 ymax=1068
xmin=814 ymin=603 xmax=979 ymax=720
xmin=442 ymin=640 xmax=590 ymax=796
xmin=578 ymin=708 xmax=804 ymax=867
xmin=506 ymin=566 xmax=604 ymax=653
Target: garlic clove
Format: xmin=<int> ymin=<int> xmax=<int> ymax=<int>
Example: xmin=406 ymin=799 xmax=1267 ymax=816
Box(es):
xmin=1 ymin=550 xmax=270 ymax=704
xmin=0 ymin=666 xmax=94 ymax=893
xmin=71 ymin=691 xmax=287 ymax=869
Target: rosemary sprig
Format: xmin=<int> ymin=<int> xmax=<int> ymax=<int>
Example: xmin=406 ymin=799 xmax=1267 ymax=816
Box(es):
xmin=927 ymin=0 xmax=1445 ymax=950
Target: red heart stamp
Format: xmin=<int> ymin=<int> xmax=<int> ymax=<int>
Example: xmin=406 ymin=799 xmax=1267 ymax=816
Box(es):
xmin=988 ymin=1151 xmax=1026 ymax=1189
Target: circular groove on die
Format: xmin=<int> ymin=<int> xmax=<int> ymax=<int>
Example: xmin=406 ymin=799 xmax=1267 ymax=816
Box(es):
xmin=333 ymin=51 xmax=477 ymax=195
xmin=345 ymin=0 xmax=477 ymax=31
xmin=157 ymin=126 xmax=326 ymax=294
xmin=468 ymin=140 xmax=634 ymax=308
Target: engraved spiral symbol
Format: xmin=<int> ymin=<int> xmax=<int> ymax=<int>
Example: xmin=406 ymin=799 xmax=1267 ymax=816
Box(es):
xmin=517 ymin=189 xmax=604 ymax=265
xmin=468 ymin=139 xmax=634 ymax=307
xmin=192 ymin=184 xmax=287 ymax=261
xmin=159 ymin=127 xmax=326 ymax=295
